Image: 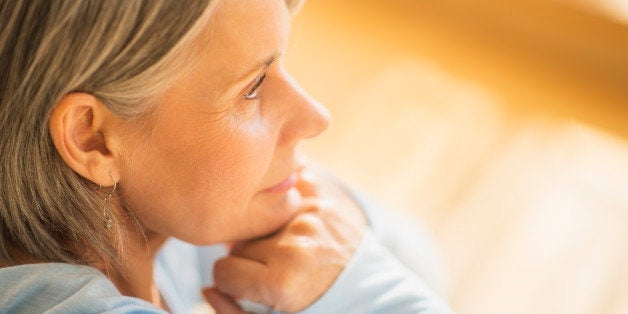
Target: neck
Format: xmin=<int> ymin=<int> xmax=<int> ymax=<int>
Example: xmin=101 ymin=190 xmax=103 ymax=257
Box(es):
xmin=94 ymin=231 xmax=169 ymax=308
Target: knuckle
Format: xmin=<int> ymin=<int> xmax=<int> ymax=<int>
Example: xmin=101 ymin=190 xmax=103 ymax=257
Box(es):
xmin=287 ymin=213 xmax=321 ymax=236
xmin=212 ymin=259 xmax=234 ymax=285
xmin=275 ymin=235 xmax=314 ymax=261
xmin=305 ymin=198 xmax=329 ymax=211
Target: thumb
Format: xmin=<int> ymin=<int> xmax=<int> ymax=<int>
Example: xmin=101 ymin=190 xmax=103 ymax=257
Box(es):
xmin=202 ymin=287 xmax=245 ymax=314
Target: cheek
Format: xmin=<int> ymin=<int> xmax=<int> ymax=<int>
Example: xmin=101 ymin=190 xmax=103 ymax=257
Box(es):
xmin=119 ymin=114 xmax=277 ymax=242
xmin=192 ymin=116 xmax=276 ymax=196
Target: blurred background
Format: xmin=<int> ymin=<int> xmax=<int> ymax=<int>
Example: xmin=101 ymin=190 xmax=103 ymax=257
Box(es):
xmin=284 ymin=0 xmax=628 ymax=313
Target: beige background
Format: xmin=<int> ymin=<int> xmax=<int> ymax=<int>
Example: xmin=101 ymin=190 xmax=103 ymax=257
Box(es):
xmin=284 ymin=0 xmax=628 ymax=313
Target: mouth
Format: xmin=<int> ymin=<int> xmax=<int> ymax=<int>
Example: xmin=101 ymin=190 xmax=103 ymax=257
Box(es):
xmin=262 ymin=172 xmax=298 ymax=194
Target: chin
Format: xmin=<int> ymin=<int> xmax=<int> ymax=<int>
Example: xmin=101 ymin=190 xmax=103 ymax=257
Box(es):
xmin=256 ymin=189 xmax=301 ymax=231
xmin=175 ymin=190 xmax=301 ymax=245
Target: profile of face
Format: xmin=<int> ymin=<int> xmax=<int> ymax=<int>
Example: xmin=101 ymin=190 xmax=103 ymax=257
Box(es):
xmin=117 ymin=0 xmax=330 ymax=245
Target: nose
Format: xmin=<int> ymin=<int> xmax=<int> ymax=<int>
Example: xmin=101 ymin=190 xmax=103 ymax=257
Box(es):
xmin=276 ymin=71 xmax=331 ymax=147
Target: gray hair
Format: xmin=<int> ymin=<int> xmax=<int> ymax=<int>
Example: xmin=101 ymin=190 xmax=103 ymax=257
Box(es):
xmin=0 ymin=0 xmax=304 ymax=269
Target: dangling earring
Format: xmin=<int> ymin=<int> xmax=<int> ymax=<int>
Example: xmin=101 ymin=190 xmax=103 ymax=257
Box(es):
xmin=103 ymin=172 xmax=118 ymax=229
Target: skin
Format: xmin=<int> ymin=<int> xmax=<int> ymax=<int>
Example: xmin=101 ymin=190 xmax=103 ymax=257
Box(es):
xmin=49 ymin=0 xmax=366 ymax=312
xmin=118 ymin=0 xmax=330 ymax=246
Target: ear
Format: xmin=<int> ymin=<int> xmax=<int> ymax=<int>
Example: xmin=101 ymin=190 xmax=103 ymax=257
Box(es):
xmin=49 ymin=93 xmax=121 ymax=187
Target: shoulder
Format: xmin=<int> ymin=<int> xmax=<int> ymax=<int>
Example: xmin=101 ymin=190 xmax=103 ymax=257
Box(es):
xmin=0 ymin=263 xmax=165 ymax=313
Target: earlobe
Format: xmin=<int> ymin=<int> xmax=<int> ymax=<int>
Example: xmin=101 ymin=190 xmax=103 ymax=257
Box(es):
xmin=49 ymin=93 xmax=120 ymax=186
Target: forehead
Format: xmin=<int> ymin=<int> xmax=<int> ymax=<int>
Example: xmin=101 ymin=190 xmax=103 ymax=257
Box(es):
xmin=156 ymin=0 xmax=291 ymax=108
xmin=204 ymin=0 xmax=290 ymax=74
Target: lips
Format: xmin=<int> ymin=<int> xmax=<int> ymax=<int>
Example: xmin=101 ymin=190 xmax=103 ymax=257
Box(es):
xmin=262 ymin=173 xmax=298 ymax=193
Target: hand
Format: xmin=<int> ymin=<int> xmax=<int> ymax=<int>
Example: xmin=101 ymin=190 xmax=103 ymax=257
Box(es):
xmin=204 ymin=168 xmax=367 ymax=313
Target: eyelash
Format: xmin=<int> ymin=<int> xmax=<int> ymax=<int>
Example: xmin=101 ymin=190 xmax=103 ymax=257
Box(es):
xmin=243 ymin=73 xmax=267 ymax=100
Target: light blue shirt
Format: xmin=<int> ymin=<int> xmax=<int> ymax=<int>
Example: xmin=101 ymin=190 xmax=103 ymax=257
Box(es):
xmin=0 ymin=196 xmax=452 ymax=313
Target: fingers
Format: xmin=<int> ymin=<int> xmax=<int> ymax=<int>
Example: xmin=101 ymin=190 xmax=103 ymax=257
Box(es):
xmin=213 ymin=256 xmax=273 ymax=306
xmin=229 ymin=237 xmax=276 ymax=264
xmin=219 ymin=207 xmax=360 ymax=312
xmin=202 ymin=287 xmax=245 ymax=314
xmin=209 ymin=164 xmax=368 ymax=312
xmin=296 ymin=168 xmax=318 ymax=197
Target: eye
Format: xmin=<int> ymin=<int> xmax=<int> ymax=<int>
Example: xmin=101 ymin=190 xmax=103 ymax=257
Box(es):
xmin=243 ymin=73 xmax=267 ymax=100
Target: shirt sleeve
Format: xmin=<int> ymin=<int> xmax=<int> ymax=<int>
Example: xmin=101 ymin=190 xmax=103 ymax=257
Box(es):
xmin=0 ymin=263 xmax=168 ymax=314
xmin=294 ymin=230 xmax=453 ymax=314
xmin=341 ymin=184 xmax=447 ymax=293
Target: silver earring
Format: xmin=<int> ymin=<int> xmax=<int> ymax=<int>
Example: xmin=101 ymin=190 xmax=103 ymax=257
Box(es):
xmin=103 ymin=173 xmax=118 ymax=229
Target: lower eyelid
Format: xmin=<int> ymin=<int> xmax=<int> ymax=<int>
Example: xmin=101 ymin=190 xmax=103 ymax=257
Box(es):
xmin=243 ymin=91 xmax=258 ymax=100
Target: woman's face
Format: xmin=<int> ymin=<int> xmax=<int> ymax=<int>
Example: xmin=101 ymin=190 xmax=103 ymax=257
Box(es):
xmin=118 ymin=0 xmax=330 ymax=244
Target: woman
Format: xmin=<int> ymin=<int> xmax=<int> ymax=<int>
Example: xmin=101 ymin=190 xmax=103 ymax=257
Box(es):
xmin=0 ymin=0 xmax=452 ymax=313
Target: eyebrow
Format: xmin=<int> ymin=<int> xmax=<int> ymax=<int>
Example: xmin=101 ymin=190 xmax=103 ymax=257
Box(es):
xmin=258 ymin=53 xmax=280 ymax=71
xmin=215 ymin=52 xmax=281 ymax=105
xmin=237 ymin=52 xmax=280 ymax=83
